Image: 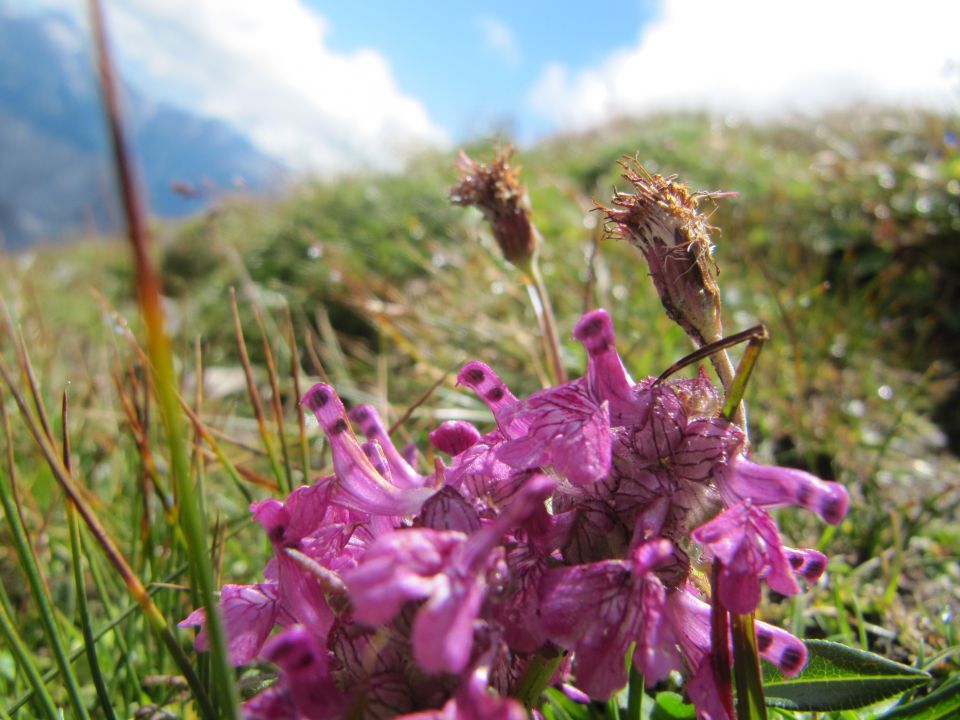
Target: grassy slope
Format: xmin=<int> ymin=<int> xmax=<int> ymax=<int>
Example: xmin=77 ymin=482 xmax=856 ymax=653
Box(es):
xmin=1 ymin=107 xmax=958 ymax=714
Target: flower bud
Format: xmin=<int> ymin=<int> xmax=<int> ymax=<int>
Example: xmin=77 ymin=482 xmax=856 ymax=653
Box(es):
xmin=450 ymin=147 xmax=540 ymax=271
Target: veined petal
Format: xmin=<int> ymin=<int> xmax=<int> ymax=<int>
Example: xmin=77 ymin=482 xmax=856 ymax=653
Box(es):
xmin=718 ymin=457 xmax=849 ymax=525
xmin=303 ymin=383 xmax=437 ymax=516
xmin=350 ymin=404 xmax=427 ymax=489
xmin=430 ymin=421 xmax=482 ymax=456
xmin=496 ymin=381 xmax=611 ymax=486
xmin=692 ymin=501 xmax=799 ymax=613
xmin=179 ymin=582 xmax=279 ymax=666
xmin=342 ymin=528 xmax=465 ymax=626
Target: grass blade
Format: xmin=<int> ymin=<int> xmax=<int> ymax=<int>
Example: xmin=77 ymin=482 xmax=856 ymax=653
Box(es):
xmin=231 ymin=288 xmax=285 ymax=491
xmin=0 ymin=395 xmax=90 ymax=720
xmin=88 ymin=0 xmax=240 ymax=714
xmin=63 ymin=391 xmax=118 ymax=720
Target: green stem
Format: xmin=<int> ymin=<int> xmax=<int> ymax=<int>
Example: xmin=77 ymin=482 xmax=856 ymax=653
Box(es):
xmin=524 ymin=259 xmax=566 ymax=386
xmin=731 ymin=613 xmax=767 ymax=720
xmin=68 ymin=504 xmax=119 ymax=720
xmin=0 ymin=402 xmax=90 ymax=720
xmin=0 ymin=591 xmax=59 ymax=720
xmin=88 ymin=1 xmax=240 ymax=714
xmin=626 ymin=665 xmax=645 ymax=720
xmin=514 ymin=649 xmax=565 ymax=710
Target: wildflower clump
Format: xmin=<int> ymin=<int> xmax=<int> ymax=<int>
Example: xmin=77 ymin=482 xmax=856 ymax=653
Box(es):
xmin=182 ymin=316 xmax=847 ymax=719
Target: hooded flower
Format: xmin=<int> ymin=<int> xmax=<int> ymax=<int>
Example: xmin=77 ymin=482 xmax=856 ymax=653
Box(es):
xmin=302 ymin=383 xmax=439 ymax=516
xmin=343 ymin=474 xmax=556 ymax=674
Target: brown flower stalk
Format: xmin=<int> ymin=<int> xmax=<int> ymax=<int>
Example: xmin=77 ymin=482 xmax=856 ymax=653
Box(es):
xmin=451 ymin=147 xmax=566 ymax=384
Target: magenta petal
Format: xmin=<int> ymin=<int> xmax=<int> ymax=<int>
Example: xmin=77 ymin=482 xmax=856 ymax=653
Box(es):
xmin=218 ymin=583 xmax=279 ymax=664
xmin=784 ymin=547 xmax=828 ymax=584
xmin=456 ymin=361 xmax=522 ymax=435
xmin=430 ymin=420 xmax=482 ymax=456
xmin=693 ymin=502 xmax=799 ymax=613
xmin=686 ymin=658 xmax=733 ymax=720
xmin=350 ymin=404 xmax=426 ymax=489
xmin=412 ymin=571 xmax=486 ymax=673
xmin=417 ymin=486 xmax=482 ymax=533
xmin=719 ymin=456 xmax=849 ymax=525
xmin=303 ymin=383 xmax=437 ymax=516
xmin=540 ymin=539 xmax=672 ymax=699
xmin=342 ymin=529 xmax=465 ymax=626
xmin=261 ymin=626 xmax=348 ymax=720
xmin=179 ymin=583 xmax=279 ymax=665
xmin=496 ymin=381 xmax=611 ymax=486
xmin=754 ymin=620 xmax=808 ymax=676
xmin=573 ymin=310 xmax=642 ymax=425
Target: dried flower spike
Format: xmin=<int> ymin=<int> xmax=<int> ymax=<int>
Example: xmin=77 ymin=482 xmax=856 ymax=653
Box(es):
xmin=450 ymin=147 xmax=540 ymax=271
xmin=601 ymin=158 xmax=725 ymax=349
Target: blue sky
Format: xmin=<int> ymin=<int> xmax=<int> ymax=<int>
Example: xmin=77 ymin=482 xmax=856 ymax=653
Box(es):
xmin=12 ymin=0 xmax=960 ymax=174
xmin=307 ymin=1 xmax=656 ymax=141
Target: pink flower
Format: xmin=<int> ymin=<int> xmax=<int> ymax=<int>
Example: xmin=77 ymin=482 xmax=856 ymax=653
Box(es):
xmin=692 ymin=501 xmax=800 ymax=614
xmin=302 ymin=383 xmax=439 ymax=516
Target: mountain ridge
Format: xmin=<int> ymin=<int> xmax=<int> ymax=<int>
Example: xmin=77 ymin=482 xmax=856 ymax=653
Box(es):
xmin=0 ymin=3 xmax=287 ymax=249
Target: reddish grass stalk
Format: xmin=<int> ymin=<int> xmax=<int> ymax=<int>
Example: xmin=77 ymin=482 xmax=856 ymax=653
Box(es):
xmin=87 ymin=0 xmax=239 ymax=715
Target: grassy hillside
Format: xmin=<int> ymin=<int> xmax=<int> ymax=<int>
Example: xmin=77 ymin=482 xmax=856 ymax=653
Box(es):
xmin=1 ymin=107 xmax=958 ymax=716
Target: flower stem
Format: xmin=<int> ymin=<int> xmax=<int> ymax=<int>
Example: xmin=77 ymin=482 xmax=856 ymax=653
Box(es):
xmin=524 ymin=259 xmax=567 ymax=386
xmin=731 ymin=613 xmax=768 ymax=720
xmin=515 ymin=648 xmax=565 ymax=710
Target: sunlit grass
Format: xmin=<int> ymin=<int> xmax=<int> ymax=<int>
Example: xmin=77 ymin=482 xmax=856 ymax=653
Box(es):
xmin=0 ymin=107 xmax=957 ymax=716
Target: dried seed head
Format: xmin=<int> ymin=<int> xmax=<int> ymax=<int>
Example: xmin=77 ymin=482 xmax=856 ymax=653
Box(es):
xmin=450 ymin=147 xmax=539 ymax=270
xmin=600 ymin=158 xmax=727 ymax=346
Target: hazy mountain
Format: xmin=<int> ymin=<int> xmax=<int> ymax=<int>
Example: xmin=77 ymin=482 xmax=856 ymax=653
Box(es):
xmin=0 ymin=4 xmax=286 ymax=249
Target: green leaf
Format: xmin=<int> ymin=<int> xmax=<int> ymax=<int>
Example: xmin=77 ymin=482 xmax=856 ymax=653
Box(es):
xmin=763 ymin=640 xmax=931 ymax=711
xmin=651 ymin=692 xmax=696 ymax=720
xmin=541 ymin=688 xmax=597 ymax=720
xmin=878 ymin=678 xmax=960 ymax=720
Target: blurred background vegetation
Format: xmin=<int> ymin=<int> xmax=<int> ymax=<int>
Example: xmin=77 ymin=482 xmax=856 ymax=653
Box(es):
xmin=1 ymin=107 xmax=958 ymax=715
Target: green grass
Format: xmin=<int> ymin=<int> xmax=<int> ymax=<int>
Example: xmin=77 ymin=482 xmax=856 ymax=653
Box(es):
xmin=0 ymin=107 xmax=958 ymax=717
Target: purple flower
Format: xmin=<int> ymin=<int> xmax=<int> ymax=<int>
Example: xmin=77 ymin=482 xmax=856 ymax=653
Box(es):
xmin=539 ymin=539 xmax=674 ymax=699
xmin=692 ymin=500 xmax=800 ymax=614
xmin=430 ymin=420 xmax=483 ymax=456
xmin=715 ymin=456 xmax=849 ymax=525
xmin=496 ymin=381 xmax=612 ymax=486
xmin=179 ymin=583 xmax=278 ymax=666
xmin=344 ymin=474 xmax=556 ymax=674
xmin=243 ymin=626 xmax=348 ymax=720
xmin=396 ymin=663 xmax=527 ymax=720
xmin=302 ymin=383 xmax=439 ymax=516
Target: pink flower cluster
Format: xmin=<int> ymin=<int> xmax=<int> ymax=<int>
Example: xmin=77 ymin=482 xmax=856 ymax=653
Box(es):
xmin=181 ymin=309 xmax=848 ymax=720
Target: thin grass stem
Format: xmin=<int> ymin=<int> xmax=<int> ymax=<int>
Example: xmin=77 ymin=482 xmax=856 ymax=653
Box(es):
xmin=88 ymin=0 xmax=239 ymax=714
xmin=63 ymin=392 xmax=118 ymax=720
xmin=231 ymin=289 xmax=285 ymax=491
xmin=0 ymin=395 xmax=90 ymax=720
xmin=254 ymin=306 xmax=294 ymax=492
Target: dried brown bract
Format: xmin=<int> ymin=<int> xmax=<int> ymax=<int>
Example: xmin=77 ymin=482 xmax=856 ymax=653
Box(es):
xmin=450 ymin=147 xmax=539 ymax=270
xmin=600 ymin=157 xmax=726 ymax=348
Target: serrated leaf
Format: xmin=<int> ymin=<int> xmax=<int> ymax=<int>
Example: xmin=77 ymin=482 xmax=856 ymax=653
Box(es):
xmin=878 ymin=678 xmax=960 ymax=720
xmin=763 ymin=640 xmax=931 ymax=711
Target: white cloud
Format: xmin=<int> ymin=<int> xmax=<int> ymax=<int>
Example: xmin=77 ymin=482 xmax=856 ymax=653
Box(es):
xmin=528 ymin=0 xmax=960 ymax=132
xmin=477 ymin=15 xmax=520 ymax=66
xmin=96 ymin=0 xmax=449 ymax=173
